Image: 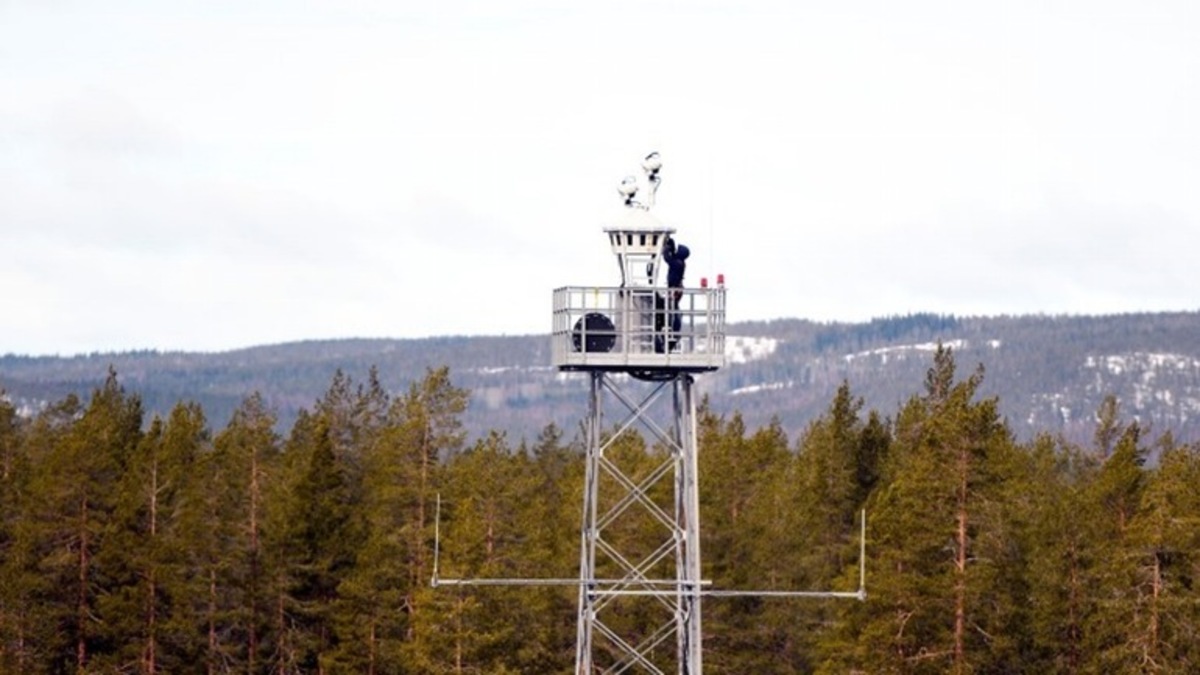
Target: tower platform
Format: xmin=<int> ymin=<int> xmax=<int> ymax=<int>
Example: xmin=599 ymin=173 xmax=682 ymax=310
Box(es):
xmin=552 ymin=285 xmax=726 ymax=373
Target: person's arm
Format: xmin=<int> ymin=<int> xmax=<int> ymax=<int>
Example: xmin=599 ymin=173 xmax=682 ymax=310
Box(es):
xmin=662 ymin=236 xmax=677 ymax=264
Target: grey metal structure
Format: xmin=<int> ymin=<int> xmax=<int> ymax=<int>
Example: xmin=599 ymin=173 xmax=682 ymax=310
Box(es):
xmin=552 ymin=285 xmax=726 ymax=372
xmin=552 ymin=155 xmax=724 ymax=674
xmin=433 ymin=153 xmax=864 ymax=674
xmin=567 ymin=371 xmax=706 ymax=674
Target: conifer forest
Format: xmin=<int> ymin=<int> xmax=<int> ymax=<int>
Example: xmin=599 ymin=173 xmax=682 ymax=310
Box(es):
xmin=2 ymin=347 xmax=1199 ymax=674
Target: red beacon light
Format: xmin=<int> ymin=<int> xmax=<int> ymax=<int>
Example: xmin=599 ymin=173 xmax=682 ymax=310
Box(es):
xmin=700 ymin=277 xmax=708 ymax=288
xmin=717 ymin=273 xmax=725 ymax=287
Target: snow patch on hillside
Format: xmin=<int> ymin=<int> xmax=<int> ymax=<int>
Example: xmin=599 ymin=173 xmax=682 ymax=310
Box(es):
xmin=725 ymin=336 xmax=778 ymax=364
xmin=730 ymin=380 xmax=792 ymax=396
xmin=1030 ymin=393 xmax=1072 ymax=424
xmin=1082 ymin=352 xmax=1200 ymax=422
xmin=1086 ymin=353 xmax=1200 ymax=376
xmin=474 ymin=365 xmax=521 ymax=375
xmin=843 ymin=338 xmax=1000 ymax=364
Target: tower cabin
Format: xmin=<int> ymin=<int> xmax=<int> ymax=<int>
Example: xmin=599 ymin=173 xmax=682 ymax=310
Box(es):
xmin=551 ymin=157 xmax=726 ymax=374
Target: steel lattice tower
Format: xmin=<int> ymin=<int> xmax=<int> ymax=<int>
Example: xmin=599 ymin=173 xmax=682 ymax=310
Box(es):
xmin=434 ymin=153 xmax=862 ymax=674
xmin=570 ymin=371 xmax=707 ymax=674
xmin=552 ymin=153 xmax=725 ymax=673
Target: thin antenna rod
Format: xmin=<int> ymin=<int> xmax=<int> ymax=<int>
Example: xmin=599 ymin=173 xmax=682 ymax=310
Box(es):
xmin=432 ymin=493 xmax=442 ymax=588
xmin=703 ymin=590 xmax=863 ymax=599
xmin=707 ymin=158 xmax=714 ymax=278
xmin=858 ymin=509 xmax=867 ymax=601
xmin=437 ymin=578 xmax=715 ymax=588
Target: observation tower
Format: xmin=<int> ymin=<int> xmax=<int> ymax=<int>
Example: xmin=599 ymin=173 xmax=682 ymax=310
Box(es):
xmin=433 ymin=153 xmax=863 ymax=673
xmin=552 ymin=153 xmax=725 ymax=674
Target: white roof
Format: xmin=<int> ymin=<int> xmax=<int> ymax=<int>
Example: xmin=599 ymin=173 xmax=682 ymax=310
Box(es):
xmin=602 ymin=207 xmax=676 ymax=234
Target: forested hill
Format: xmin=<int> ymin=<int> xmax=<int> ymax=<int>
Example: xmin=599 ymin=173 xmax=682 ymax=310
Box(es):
xmin=4 ymin=314 xmax=1200 ymax=672
xmin=3 ymin=311 xmax=1199 ymax=445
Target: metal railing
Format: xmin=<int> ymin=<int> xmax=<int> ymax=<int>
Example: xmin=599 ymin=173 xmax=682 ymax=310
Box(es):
xmin=551 ymin=286 xmax=726 ymax=372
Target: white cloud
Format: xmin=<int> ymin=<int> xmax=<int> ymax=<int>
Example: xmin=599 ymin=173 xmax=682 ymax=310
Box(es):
xmin=2 ymin=0 xmax=1197 ymax=354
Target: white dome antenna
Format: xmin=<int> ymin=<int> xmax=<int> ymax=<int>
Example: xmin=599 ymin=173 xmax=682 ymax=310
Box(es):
xmin=618 ymin=151 xmax=663 ymax=210
xmin=617 ymin=175 xmax=639 ymax=206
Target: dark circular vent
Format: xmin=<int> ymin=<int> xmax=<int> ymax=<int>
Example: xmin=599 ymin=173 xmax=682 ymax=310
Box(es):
xmin=572 ymin=313 xmax=616 ymax=353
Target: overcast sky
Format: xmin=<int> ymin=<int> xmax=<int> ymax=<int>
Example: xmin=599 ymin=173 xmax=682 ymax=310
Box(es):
xmin=2 ymin=0 xmax=1197 ymax=356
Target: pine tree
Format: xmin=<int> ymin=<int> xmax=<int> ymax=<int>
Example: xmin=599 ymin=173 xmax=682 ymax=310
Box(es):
xmin=265 ymin=408 xmax=322 ymax=674
xmin=0 ymin=390 xmax=32 ymax=671
xmin=150 ymin=393 xmax=282 ymax=674
xmin=279 ymin=416 xmax=362 ymax=673
xmin=1022 ymin=433 xmax=1099 ymax=673
xmin=796 ymin=382 xmax=878 ymax=575
xmin=209 ymin=392 xmax=280 ymax=674
xmin=697 ymin=409 xmax=793 ymax=672
xmin=22 ymin=369 xmax=144 ymax=671
xmin=784 ymin=382 xmax=885 ymax=671
xmin=330 ymin=396 xmax=427 ymax=675
xmin=390 ymin=367 xmax=468 ymax=671
xmin=823 ymin=345 xmax=1025 ymax=674
xmin=93 ymin=402 xmax=208 ymax=673
xmin=0 ymin=393 xmax=81 ymax=672
xmin=518 ymin=423 xmax=584 ymax=671
xmin=262 ymin=368 xmax=399 ymax=673
xmin=432 ymin=431 xmax=544 ymax=673
xmin=1080 ymin=422 xmax=1152 ymax=672
xmin=1123 ymin=440 xmax=1200 ymax=671
xmin=1093 ymin=394 xmax=1123 ymax=460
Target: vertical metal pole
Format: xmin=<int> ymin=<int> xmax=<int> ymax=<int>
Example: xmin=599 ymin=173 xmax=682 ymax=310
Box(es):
xmin=674 ymin=376 xmax=687 ymax=669
xmin=575 ymin=371 xmax=602 ymax=674
xmin=676 ymin=374 xmax=703 ymax=674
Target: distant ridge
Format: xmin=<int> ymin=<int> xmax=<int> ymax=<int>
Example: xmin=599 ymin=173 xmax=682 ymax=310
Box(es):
xmin=3 ymin=312 xmax=1199 ymax=445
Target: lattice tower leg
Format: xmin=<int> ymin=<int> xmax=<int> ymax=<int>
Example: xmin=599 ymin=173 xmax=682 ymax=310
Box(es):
xmin=574 ymin=371 xmax=704 ymax=674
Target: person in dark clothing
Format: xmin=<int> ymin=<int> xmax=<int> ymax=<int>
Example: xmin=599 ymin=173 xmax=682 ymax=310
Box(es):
xmin=663 ymin=236 xmax=689 ymax=290
xmin=656 ymin=236 xmax=690 ymax=352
